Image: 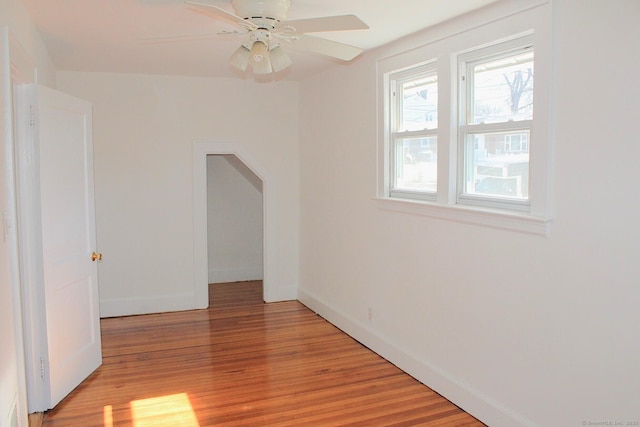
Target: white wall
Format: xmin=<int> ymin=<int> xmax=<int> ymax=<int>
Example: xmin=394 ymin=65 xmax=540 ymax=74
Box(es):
xmin=207 ymin=154 xmax=263 ymax=284
xmin=57 ymin=71 xmax=299 ymax=316
xmin=0 ymin=33 xmax=21 ymax=425
xmin=298 ymin=0 xmax=640 ymax=426
xmin=0 ymin=0 xmax=56 ymax=423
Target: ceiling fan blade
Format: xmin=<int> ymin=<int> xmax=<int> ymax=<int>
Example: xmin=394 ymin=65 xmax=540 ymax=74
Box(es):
xmin=287 ymin=34 xmax=364 ymax=61
xmin=184 ymin=0 xmax=257 ymax=31
xmin=278 ymin=15 xmax=368 ymax=33
xmin=140 ymin=31 xmax=243 ymax=43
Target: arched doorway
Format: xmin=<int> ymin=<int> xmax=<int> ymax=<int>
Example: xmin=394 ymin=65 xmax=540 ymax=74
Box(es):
xmin=206 ymin=154 xmax=263 ymax=286
xmin=192 ymin=142 xmax=273 ymax=307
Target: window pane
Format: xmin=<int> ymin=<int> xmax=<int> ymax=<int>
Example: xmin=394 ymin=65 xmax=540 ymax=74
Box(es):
xmin=471 ymin=51 xmax=533 ymax=124
xmin=400 ymin=75 xmax=438 ymax=131
xmin=464 ymin=131 xmax=529 ymax=199
xmin=394 ymin=137 xmax=437 ymax=192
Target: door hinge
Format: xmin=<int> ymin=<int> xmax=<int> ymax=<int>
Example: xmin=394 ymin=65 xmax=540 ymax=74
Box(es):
xmin=2 ymin=211 xmax=8 ymax=243
xmin=40 ymin=357 xmax=46 ymax=380
xmin=29 ymin=104 xmax=36 ymax=127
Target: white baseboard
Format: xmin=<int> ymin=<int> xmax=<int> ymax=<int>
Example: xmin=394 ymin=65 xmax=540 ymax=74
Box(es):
xmin=100 ymin=279 xmax=294 ymax=318
xmin=209 ymin=267 xmax=263 ymax=284
xmin=265 ymin=285 xmax=297 ymax=303
xmin=7 ymin=393 xmax=18 ymax=427
xmin=100 ymin=292 xmax=200 ymax=318
xmin=297 ymin=288 xmax=537 ymax=427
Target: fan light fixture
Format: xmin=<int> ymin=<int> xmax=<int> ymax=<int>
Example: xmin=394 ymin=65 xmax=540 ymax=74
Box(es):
xmin=184 ymin=0 xmax=368 ymax=78
xmin=229 ymin=29 xmax=291 ymax=75
xmin=269 ymin=46 xmax=292 ymax=72
xmin=250 ymin=40 xmax=272 ymax=74
xmin=229 ymin=45 xmax=250 ymax=71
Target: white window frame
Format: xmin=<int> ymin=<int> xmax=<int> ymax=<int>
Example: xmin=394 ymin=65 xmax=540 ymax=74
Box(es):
xmin=457 ymin=36 xmax=534 ymax=212
xmin=376 ymin=1 xmax=553 ymax=236
xmin=388 ymin=62 xmax=438 ymax=202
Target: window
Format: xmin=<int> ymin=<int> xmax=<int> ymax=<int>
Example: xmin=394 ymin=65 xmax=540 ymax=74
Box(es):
xmin=378 ymin=18 xmax=552 ymax=235
xmin=389 ymin=64 xmax=438 ymax=200
xmin=458 ymin=37 xmax=534 ymax=211
xmin=385 ymin=37 xmax=535 ymax=211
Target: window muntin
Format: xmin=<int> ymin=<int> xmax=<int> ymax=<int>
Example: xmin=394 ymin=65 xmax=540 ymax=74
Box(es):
xmin=459 ymin=40 xmax=534 ymax=209
xmin=390 ymin=65 xmax=438 ymax=199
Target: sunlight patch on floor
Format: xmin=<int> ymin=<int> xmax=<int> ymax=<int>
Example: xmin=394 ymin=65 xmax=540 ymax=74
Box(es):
xmin=129 ymin=393 xmax=200 ymax=427
xmin=103 ymin=405 xmax=113 ymax=427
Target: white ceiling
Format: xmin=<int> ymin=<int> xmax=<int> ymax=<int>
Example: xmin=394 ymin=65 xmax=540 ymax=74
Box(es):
xmin=20 ymin=0 xmax=499 ymax=81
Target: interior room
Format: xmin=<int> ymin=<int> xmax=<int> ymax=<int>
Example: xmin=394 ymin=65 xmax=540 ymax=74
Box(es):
xmin=1 ymin=0 xmax=639 ymax=426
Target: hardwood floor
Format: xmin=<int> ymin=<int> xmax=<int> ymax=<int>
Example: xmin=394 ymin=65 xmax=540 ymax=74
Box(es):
xmin=42 ymin=281 xmax=485 ymax=426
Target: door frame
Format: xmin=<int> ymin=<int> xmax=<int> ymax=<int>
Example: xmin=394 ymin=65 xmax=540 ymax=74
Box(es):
xmin=14 ymin=83 xmax=53 ymax=412
xmin=3 ymin=28 xmax=38 ymax=417
xmin=192 ymin=141 xmax=272 ymax=304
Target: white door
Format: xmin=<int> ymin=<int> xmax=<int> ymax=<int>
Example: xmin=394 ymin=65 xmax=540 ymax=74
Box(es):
xmin=27 ymin=84 xmax=102 ymax=409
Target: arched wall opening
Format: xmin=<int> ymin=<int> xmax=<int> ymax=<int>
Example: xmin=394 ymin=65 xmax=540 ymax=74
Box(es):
xmin=206 ymin=154 xmax=263 ymax=286
xmin=192 ymin=142 xmax=273 ymax=307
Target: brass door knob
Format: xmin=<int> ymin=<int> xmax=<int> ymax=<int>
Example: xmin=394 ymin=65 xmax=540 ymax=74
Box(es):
xmin=91 ymin=252 xmax=103 ymax=262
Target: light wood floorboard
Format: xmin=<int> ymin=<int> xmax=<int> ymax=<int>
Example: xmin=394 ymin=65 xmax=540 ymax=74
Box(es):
xmin=41 ymin=281 xmax=485 ymax=426
xmin=28 ymin=412 xmax=43 ymax=427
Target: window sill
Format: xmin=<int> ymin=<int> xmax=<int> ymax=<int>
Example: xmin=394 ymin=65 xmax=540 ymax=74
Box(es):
xmin=373 ymin=197 xmax=551 ymax=236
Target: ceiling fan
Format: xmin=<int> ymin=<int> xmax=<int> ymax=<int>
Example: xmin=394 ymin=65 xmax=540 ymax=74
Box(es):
xmin=183 ymin=0 xmax=369 ymax=75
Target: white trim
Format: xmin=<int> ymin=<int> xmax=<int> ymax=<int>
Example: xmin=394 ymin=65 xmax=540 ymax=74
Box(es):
xmin=193 ymin=141 xmax=276 ymax=304
xmin=297 ymin=287 xmax=538 ymax=427
xmin=100 ymin=293 xmax=197 ymax=318
xmin=375 ymin=0 xmax=548 ymax=70
xmin=374 ymin=197 xmax=551 ymax=236
xmin=460 ymin=120 xmax=533 ymax=134
xmin=2 ymin=27 xmax=30 ymax=424
xmin=16 ymin=83 xmax=50 ymax=411
xmin=7 ymin=33 xmax=35 ymax=84
xmin=12 ymin=74 xmax=52 ymax=413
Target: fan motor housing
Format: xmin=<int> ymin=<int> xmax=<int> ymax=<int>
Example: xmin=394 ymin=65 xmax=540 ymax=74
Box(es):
xmin=232 ymin=0 xmax=291 ymax=21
